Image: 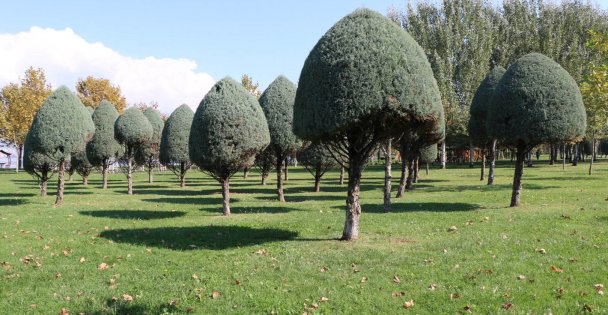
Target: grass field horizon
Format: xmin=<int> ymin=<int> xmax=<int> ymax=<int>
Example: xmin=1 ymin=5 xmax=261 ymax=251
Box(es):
xmin=1 ymin=158 xmax=607 ymax=314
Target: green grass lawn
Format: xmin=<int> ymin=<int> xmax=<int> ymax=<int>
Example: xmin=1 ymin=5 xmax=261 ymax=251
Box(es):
xmin=1 ymin=159 xmax=607 ymax=314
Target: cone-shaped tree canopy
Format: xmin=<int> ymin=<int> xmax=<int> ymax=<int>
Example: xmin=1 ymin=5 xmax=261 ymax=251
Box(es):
xmin=293 ymin=8 xmax=443 ymax=142
xmin=189 ymin=77 xmax=270 ymax=177
xmin=23 ymin=129 xmax=56 ymax=174
xmin=160 ymin=104 xmax=194 ymax=165
xmin=259 ymin=75 xmax=301 ymax=154
xmin=27 ymin=86 xmax=95 ymax=162
xmin=87 ymin=100 xmax=122 ymax=166
xmin=487 ymin=53 xmax=586 ymax=147
xmin=468 ymin=66 xmax=506 ymax=144
xmin=114 ymin=107 xmax=153 ymax=147
xmin=135 ymin=107 xmax=164 ymax=164
xmin=419 ymin=143 xmax=438 ymax=163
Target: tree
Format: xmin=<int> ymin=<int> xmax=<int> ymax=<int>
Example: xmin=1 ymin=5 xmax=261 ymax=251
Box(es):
xmin=70 ymin=151 xmax=93 ymax=185
xmin=297 ymin=142 xmax=336 ymax=192
xmin=76 ymin=76 xmax=127 ymax=112
xmin=189 ymin=77 xmax=270 ymax=215
xmin=159 ymin=104 xmax=194 ymax=187
xmin=259 ymin=76 xmax=302 ymax=202
xmin=0 ymin=67 xmax=52 ymax=172
xmin=23 ymin=129 xmax=56 ymax=196
xmin=86 ymin=100 xmax=122 ymax=189
xmin=114 ymin=107 xmax=153 ymax=195
xmin=469 ymin=66 xmax=506 ymax=185
xmin=135 ymin=108 xmax=164 ymax=183
xmin=27 ymin=86 xmax=95 ymax=205
xmin=293 ymin=9 xmax=444 ymax=240
xmin=254 ymin=147 xmax=276 ymax=185
xmin=241 ymin=74 xmax=261 ymax=99
xmin=419 ymin=143 xmax=437 ymax=175
xmin=487 ymin=53 xmax=586 ymax=207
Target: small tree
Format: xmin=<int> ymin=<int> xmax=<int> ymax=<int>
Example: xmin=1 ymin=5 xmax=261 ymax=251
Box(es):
xmin=135 ymin=108 xmax=164 ymax=183
xmin=254 ymin=147 xmax=276 ymax=185
xmin=159 ymin=104 xmax=194 ymax=187
xmin=419 ymin=143 xmax=438 ymax=175
xmin=23 ymin=129 xmax=56 ymax=196
xmin=259 ymin=76 xmax=302 ymax=202
xmin=487 ymin=53 xmax=586 ymax=207
xmin=70 ymin=151 xmax=93 ymax=185
xmin=297 ymin=142 xmax=337 ymax=192
xmin=87 ymin=100 xmax=122 ymax=189
xmin=189 ymin=77 xmax=270 ymax=215
xmin=114 ymin=107 xmax=153 ymax=195
xmin=26 ymin=86 xmax=94 ymax=205
xmin=469 ymin=66 xmax=506 ymax=185
xmin=293 ymin=9 xmax=444 ymax=240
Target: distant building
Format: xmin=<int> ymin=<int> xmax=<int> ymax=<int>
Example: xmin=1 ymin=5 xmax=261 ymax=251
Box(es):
xmin=0 ymin=149 xmax=13 ymax=169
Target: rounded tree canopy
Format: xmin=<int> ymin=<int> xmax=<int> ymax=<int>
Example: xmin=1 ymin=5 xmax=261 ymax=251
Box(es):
xmin=87 ymin=100 xmax=122 ymax=166
xmin=27 ymin=86 xmax=95 ymax=162
xmin=23 ymin=129 xmax=57 ymax=173
xmin=419 ymin=143 xmax=438 ymax=164
xmin=487 ymin=53 xmax=586 ymax=148
xmin=468 ymin=66 xmax=506 ymax=144
xmin=143 ymin=108 xmax=164 ymax=145
xmin=296 ymin=142 xmax=336 ymax=168
xmin=189 ymin=77 xmax=270 ymax=177
xmin=160 ymin=104 xmax=194 ymax=165
xmin=114 ymin=107 xmax=153 ymax=148
xmin=293 ymin=8 xmax=443 ymax=142
xmin=259 ymin=75 xmax=301 ymax=154
xmin=70 ymin=150 xmax=92 ymax=176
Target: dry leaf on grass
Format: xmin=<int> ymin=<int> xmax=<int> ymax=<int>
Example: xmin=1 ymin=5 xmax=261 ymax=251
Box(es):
xmin=403 ymin=300 xmax=415 ymax=309
xmin=58 ymin=308 xmax=69 ymax=315
xmin=79 ymin=257 xmax=85 ymax=263
xmin=319 ymin=296 xmax=329 ymax=302
xmin=550 ymin=265 xmax=563 ymax=273
xmin=360 ymin=277 xmax=368 ymax=283
xmin=595 ymin=284 xmax=604 ymax=295
xmin=392 ymin=291 xmax=405 ymax=297
xmin=122 ymin=293 xmax=133 ymax=302
xmin=191 ymin=274 xmax=199 ymax=280
xmin=393 ymin=276 xmax=401 ymax=284
xmin=516 ymin=275 xmax=526 ymax=280
xmin=320 ymin=267 xmax=329 ymax=272
xmin=212 ymin=291 xmax=220 ymax=299
xmin=98 ymin=263 xmax=109 ymax=270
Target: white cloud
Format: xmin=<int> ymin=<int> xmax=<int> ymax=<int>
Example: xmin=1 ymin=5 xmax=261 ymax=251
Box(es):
xmin=0 ymin=27 xmax=215 ymax=114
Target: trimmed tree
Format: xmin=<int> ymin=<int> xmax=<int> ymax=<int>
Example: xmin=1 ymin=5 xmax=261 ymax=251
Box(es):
xmin=419 ymin=143 xmax=438 ymax=175
xmin=468 ymin=66 xmax=506 ymax=185
xmin=135 ymin=108 xmax=164 ymax=183
xmin=254 ymin=147 xmax=276 ymax=185
xmin=86 ymin=100 xmax=122 ymax=189
xmin=487 ymin=53 xmax=586 ymax=207
xmin=297 ymin=142 xmax=337 ymax=192
xmin=259 ymin=76 xmax=302 ymax=202
xmin=70 ymin=151 xmax=93 ymax=185
xmin=23 ymin=129 xmax=56 ymax=196
xmin=159 ymin=104 xmax=194 ymax=187
xmin=114 ymin=107 xmax=153 ymax=195
xmin=189 ymin=77 xmax=270 ymax=215
xmin=26 ymin=86 xmax=94 ymax=205
xmin=293 ymin=9 xmax=444 ymax=240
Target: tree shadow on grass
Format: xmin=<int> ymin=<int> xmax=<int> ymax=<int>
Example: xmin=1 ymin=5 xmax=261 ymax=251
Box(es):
xmin=0 ymin=198 xmax=29 ymax=206
xmin=331 ymin=202 xmax=480 ymax=213
xmin=0 ymin=192 xmax=35 ymax=198
xmin=142 ymin=196 xmax=226 ymax=206
xmin=254 ymin=194 xmax=344 ymax=202
xmin=84 ymin=298 xmax=184 ymax=315
xmin=79 ymin=210 xmax=186 ymax=220
xmin=99 ymin=225 xmax=299 ymax=250
xmin=200 ymin=205 xmax=301 ymax=214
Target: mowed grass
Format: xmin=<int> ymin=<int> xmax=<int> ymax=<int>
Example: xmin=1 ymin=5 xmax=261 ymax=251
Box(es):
xmin=1 ymin=158 xmax=607 ymax=314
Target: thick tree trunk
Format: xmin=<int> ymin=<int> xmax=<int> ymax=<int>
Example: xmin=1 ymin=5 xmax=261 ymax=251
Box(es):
xmin=16 ymin=144 xmax=23 ymax=173
xmin=480 ymin=150 xmax=486 ymax=181
xmin=383 ymin=139 xmax=392 ymax=212
xmin=395 ymin=157 xmax=406 ymax=198
xmin=405 ymin=159 xmax=414 ymax=190
xmin=55 ymin=160 xmax=65 ymax=206
xmin=83 ymin=176 xmax=88 ymax=185
xmin=341 ymin=158 xmax=363 ymax=241
xmin=40 ymin=179 xmax=47 ymax=196
xmin=127 ymin=155 xmax=133 ymax=195
xmin=243 ymin=167 xmax=249 ymax=179
xmin=510 ymin=147 xmax=526 ymax=207
xmin=284 ymin=158 xmax=288 ymax=181
xmin=589 ymin=137 xmax=595 ymax=175
xmin=339 ymin=166 xmax=345 ymax=185
xmin=179 ymin=162 xmax=186 ymax=187
xmin=468 ymin=141 xmax=475 ymax=168
xmin=314 ymin=167 xmax=321 ymax=193
xmin=440 ymin=142 xmax=446 ymax=169
xmin=221 ymin=178 xmax=231 ymax=216
xmin=572 ymin=143 xmax=579 ymax=166
xmin=488 ymin=140 xmax=496 ymax=186
xmin=549 ymin=144 xmax=555 ymax=165
xmin=276 ymin=159 xmax=285 ymax=202
xmin=102 ymin=162 xmax=108 ymax=189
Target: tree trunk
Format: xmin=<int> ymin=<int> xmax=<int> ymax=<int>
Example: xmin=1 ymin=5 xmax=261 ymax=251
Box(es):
xmin=405 ymin=159 xmax=414 ymax=190
xmin=68 ymin=172 xmax=73 ymax=182
xmin=395 ymin=157 xmax=406 ymax=198
xmin=102 ymin=162 xmax=108 ymax=189
xmin=276 ymin=159 xmax=285 ymax=202
xmin=148 ymin=161 xmax=153 ymax=183
xmin=480 ymin=150 xmax=486 ymax=181
xmin=179 ymin=162 xmax=186 ymax=187
xmin=261 ymin=174 xmax=268 ymax=185
xmin=549 ymin=144 xmax=555 ymax=165
xmin=426 ymin=162 xmax=429 ymax=175
xmin=127 ymin=154 xmax=133 ymax=195
xmin=54 ymin=160 xmax=65 ymax=206
xmin=339 ymin=166 xmax=345 ymax=185
xmin=221 ymin=178 xmax=231 ymax=216
xmin=510 ymin=147 xmax=526 ymax=207
xmin=527 ymin=150 xmax=533 ymax=167
xmin=562 ymin=143 xmax=566 ymax=170
xmin=16 ymin=144 xmax=23 ymax=173
xmin=341 ymin=158 xmax=363 ymax=241
xmin=469 ymin=141 xmax=475 ymax=168
xmin=383 ymin=139 xmax=392 ymax=212
xmin=40 ymin=179 xmax=47 ymax=196
xmin=83 ymin=176 xmax=88 ymax=185
xmin=589 ymin=137 xmax=595 ymax=175
xmin=572 ymin=143 xmax=579 ymax=166
xmin=413 ymin=158 xmax=419 ymax=183
xmin=243 ymin=167 xmax=249 ymax=179
xmin=488 ymin=140 xmax=496 ymax=186
xmin=440 ymin=142 xmax=446 ymax=169
xmin=284 ymin=157 xmax=288 ymax=181
xmin=314 ymin=166 xmax=321 ymax=193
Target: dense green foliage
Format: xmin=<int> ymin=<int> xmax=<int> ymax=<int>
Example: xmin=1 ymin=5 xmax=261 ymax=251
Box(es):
xmin=135 ymin=108 xmax=164 ymax=166
xmin=189 ymin=77 xmax=270 ymax=179
xmin=160 ymin=104 xmax=194 ymax=166
xmin=23 ymin=129 xmax=56 ymax=187
xmin=86 ymin=100 xmax=122 ymax=167
xmin=419 ymin=143 xmax=438 ymax=163
xmin=259 ymin=76 xmax=301 ymax=154
xmin=27 ymin=86 xmax=95 ymax=162
xmin=254 ymin=146 xmax=276 ymax=182
xmin=70 ymin=150 xmax=92 ymax=178
xmin=114 ymin=107 xmax=153 ymax=148
xmin=487 ymin=53 xmax=587 ymax=148
xmin=297 ymin=142 xmax=336 ymax=171
xmin=468 ymin=66 xmax=506 ymax=145
xmin=293 ymin=9 xmax=443 ymax=142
